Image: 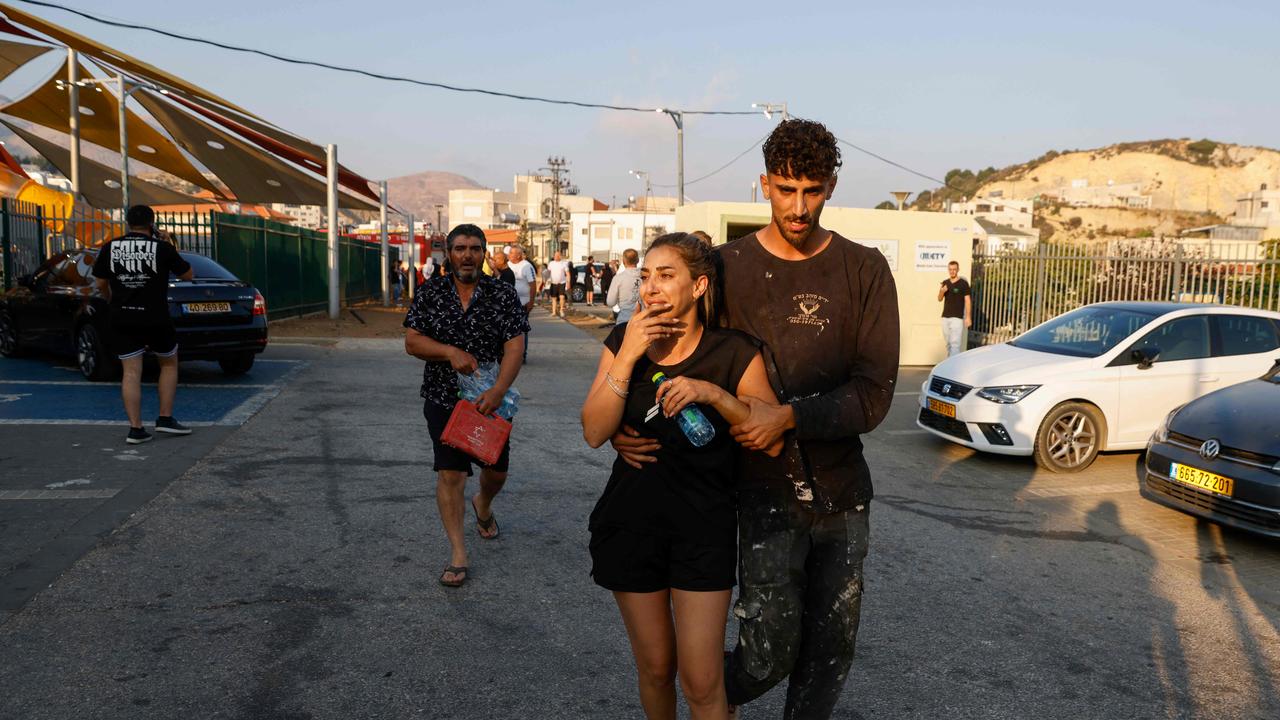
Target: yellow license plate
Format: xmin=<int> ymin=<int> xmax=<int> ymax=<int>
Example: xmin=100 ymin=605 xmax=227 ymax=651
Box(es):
xmin=1169 ymin=463 xmax=1233 ymax=497
xmin=928 ymin=398 xmax=956 ymax=418
xmin=185 ymin=302 xmax=231 ymax=313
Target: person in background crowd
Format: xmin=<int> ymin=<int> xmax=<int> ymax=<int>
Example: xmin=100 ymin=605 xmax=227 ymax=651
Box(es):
xmin=606 ymin=248 xmax=642 ymax=325
xmin=390 ymin=260 xmax=404 ymax=306
xmin=689 ymin=230 xmax=713 ymax=247
xmin=600 ymin=258 xmax=616 ymax=302
xmin=491 ymin=246 xmax=516 ymax=286
xmin=548 ymin=251 xmax=571 ymax=318
xmin=91 ymin=204 xmax=195 ymax=445
xmin=403 ymin=224 xmax=530 ymax=588
xmin=585 ymin=255 xmax=598 ymax=305
xmin=937 ymin=260 xmax=971 ymax=356
xmin=507 ymin=246 xmax=537 ymax=363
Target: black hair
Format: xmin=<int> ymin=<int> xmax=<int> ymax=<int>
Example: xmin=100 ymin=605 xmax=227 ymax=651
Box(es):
xmin=126 ymin=204 xmax=155 ymax=228
xmin=762 ymin=119 xmax=842 ymax=180
xmin=645 ymin=232 xmax=717 ymax=324
xmin=446 ymin=224 xmax=486 ymax=251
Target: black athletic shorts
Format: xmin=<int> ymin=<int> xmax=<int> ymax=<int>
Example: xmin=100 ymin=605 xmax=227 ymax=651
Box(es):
xmin=110 ymin=322 xmax=178 ymax=359
xmin=423 ymin=399 xmax=511 ymax=475
xmin=549 ymin=283 xmax=568 ymax=299
xmin=589 ymin=525 xmax=736 ymax=593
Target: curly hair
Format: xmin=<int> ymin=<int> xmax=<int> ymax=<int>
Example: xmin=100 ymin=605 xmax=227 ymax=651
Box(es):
xmin=646 ymin=232 xmax=717 ymax=324
xmin=762 ymin=119 xmax=842 ymax=180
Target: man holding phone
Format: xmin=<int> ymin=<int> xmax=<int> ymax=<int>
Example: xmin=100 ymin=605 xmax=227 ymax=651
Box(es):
xmin=92 ymin=205 xmax=194 ymax=444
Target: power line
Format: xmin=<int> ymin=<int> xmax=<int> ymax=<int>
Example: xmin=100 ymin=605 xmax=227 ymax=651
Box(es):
xmin=652 ymin=132 xmax=770 ymax=188
xmin=13 ymin=0 xmax=757 ymax=116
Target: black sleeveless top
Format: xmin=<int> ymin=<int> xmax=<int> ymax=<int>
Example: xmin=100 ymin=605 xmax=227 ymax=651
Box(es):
xmin=589 ymin=325 xmax=760 ymax=543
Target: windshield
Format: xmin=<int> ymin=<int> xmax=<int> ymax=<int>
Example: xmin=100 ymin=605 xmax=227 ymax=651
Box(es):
xmin=1009 ymin=306 xmax=1158 ymax=358
xmin=175 ymin=253 xmax=238 ymax=280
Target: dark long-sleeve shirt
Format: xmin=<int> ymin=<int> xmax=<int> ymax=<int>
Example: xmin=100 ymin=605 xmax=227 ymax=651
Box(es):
xmin=716 ymin=231 xmax=900 ymax=511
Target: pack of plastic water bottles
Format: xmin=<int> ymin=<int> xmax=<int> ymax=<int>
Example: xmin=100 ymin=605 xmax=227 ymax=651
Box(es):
xmin=457 ymin=363 xmax=520 ymax=420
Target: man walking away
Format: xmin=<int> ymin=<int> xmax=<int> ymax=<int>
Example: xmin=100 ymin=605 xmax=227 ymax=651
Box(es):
xmin=404 ymin=224 xmax=529 ymax=587
xmin=547 ymin=251 xmax=570 ymax=318
xmin=507 ymin=246 xmax=537 ymax=361
xmin=938 ymin=260 xmax=970 ymax=356
xmin=92 ymin=204 xmax=195 ymax=445
xmin=605 ymin=248 xmax=641 ymax=324
xmin=491 ymin=246 xmax=515 ymax=286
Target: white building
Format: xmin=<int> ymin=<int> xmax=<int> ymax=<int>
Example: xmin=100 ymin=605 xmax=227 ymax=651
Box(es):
xmin=570 ymin=209 xmax=675 ymax=262
xmin=1233 ymin=184 xmax=1280 ymax=229
xmin=448 ymin=174 xmax=601 ymax=231
xmin=1051 ymin=180 xmax=1152 ymax=209
xmin=269 ymin=203 xmax=324 ymax=230
xmin=974 ymin=217 xmax=1038 ymax=253
xmin=949 ymin=197 xmax=1033 ymax=232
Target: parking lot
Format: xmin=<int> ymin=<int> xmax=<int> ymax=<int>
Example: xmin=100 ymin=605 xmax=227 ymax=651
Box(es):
xmin=0 ymin=348 xmax=310 ymax=619
xmin=0 ymin=320 xmax=1277 ymax=719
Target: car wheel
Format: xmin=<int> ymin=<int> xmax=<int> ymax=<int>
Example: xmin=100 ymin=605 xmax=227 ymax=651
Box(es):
xmin=0 ymin=310 xmax=19 ymax=357
xmin=1033 ymin=402 xmax=1105 ymax=473
xmin=571 ymin=286 xmax=585 ymax=303
xmin=218 ymin=353 xmax=255 ymax=376
xmin=77 ymin=324 xmax=117 ymax=381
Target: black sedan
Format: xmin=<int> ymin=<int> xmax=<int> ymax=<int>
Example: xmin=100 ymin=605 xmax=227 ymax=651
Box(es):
xmin=1143 ymin=359 xmax=1280 ymax=537
xmin=0 ymin=247 xmax=268 ymax=380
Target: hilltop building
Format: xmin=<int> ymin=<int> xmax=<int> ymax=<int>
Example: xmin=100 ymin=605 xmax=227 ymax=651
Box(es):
xmin=948 ymin=197 xmax=1034 ymax=232
xmin=269 ymin=203 xmax=324 ymax=230
xmin=1047 ymin=179 xmax=1152 ymax=209
xmin=449 ymin=174 xmax=604 ymax=260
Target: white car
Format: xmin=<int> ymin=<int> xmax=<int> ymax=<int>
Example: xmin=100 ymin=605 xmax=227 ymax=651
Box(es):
xmin=917 ymin=302 xmax=1280 ymax=472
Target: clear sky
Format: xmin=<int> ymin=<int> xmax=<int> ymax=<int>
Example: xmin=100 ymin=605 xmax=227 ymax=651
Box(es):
xmin=3 ymin=0 xmax=1278 ymax=208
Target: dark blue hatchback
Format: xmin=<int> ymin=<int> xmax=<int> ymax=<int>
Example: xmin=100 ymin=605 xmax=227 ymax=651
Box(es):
xmin=1143 ymin=360 xmax=1280 ymax=537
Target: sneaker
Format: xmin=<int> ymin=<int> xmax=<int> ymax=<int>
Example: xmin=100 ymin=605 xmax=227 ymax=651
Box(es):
xmin=126 ymin=427 xmax=152 ymax=445
xmin=154 ymin=416 xmax=192 ymax=435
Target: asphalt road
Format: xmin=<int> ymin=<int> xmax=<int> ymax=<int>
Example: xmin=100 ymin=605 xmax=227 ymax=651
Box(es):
xmin=1 ymin=309 xmax=1277 ymax=719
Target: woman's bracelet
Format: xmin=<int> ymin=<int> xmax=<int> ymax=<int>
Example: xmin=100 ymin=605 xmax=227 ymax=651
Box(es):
xmin=605 ymin=372 xmax=630 ymax=398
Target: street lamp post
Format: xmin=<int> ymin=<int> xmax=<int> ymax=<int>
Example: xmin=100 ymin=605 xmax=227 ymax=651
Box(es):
xmin=657 ymin=109 xmax=685 ymax=207
xmin=72 ymin=74 xmax=157 ymax=211
xmin=752 ymin=102 xmax=789 ymax=121
xmin=630 ymin=170 xmax=650 ymax=245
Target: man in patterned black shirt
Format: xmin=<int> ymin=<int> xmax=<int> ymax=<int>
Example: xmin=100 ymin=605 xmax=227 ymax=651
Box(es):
xmin=404 ymin=224 xmax=530 ymax=587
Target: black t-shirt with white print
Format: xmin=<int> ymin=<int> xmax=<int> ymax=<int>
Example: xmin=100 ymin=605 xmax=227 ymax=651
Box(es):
xmin=590 ymin=325 xmax=760 ymax=545
xmin=91 ymin=232 xmax=190 ymax=327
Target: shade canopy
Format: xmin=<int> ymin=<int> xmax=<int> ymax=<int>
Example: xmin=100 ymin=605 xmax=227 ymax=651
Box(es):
xmin=136 ymin=90 xmax=374 ymax=210
xmin=0 ymin=37 xmax=47 ymax=83
xmin=3 ymin=120 xmax=201 ymax=208
xmin=3 ymin=58 xmax=217 ymax=192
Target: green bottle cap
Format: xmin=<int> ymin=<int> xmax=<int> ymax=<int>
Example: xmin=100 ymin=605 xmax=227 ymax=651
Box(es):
xmin=651 ymin=371 xmax=668 ymax=384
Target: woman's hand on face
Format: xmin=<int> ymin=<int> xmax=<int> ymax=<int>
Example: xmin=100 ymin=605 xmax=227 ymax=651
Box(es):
xmin=655 ymin=376 xmax=722 ymax=418
xmin=616 ymin=301 xmax=678 ymax=362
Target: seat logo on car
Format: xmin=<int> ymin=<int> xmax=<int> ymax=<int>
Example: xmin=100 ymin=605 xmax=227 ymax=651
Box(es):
xmin=942 ymin=383 xmax=952 ymax=395
xmin=1199 ymin=439 xmax=1221 ymax=460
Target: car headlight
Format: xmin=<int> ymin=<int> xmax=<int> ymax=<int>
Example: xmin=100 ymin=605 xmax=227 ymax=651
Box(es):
xmin=976 ymin=385 xmax=1040 ymax=404
xmin=1152 ymin=405 xmax=1183 ymax=444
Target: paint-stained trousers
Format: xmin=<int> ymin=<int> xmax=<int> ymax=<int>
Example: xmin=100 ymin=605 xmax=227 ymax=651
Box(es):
xmin=725 ymin=486 xmax=870 ymax=719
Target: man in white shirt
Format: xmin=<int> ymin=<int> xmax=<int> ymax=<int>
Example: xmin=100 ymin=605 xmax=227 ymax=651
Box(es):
xmin=605 ymin=248 xmax=642 ymax=324
xmin=507 ymin=246 xmax=537 ymax=360
xmin=547 ymin=250 xmax=571 ymax=318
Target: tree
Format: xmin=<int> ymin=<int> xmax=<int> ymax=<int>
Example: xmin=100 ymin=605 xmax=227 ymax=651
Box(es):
xmin=874 ymin=201 xmax=896 ymax=210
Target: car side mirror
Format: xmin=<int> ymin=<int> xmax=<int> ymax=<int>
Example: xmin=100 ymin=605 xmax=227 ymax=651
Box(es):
xmin=1132 ymin=347 xmax=1159 ymax=369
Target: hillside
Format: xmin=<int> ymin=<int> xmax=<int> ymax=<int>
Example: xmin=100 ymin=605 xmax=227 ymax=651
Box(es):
xmin=386 ymin=171 xmax=483 ymax=229
xmin=915 ymin=139 xmax=1280 ymax=218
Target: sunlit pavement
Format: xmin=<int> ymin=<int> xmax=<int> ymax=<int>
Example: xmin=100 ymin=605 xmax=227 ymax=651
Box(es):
xmin=0 ymin=319 xmax=1276 ymax=719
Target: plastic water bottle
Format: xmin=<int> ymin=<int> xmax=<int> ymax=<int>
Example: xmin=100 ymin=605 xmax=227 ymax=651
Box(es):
xmin=457 ymin=368 xmax=520 ymax=420
xmin=651 ymin=372 xmax=716 ymax=447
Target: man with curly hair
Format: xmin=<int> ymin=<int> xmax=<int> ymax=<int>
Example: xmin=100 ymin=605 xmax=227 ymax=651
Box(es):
xmin=615 ymin=118 xmax=900 ymax=718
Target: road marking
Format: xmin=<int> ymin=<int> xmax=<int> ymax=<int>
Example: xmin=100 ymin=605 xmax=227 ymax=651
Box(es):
xmin=1019 ymin=483 xmax=1136 ymax=499
xmin=0 ymin=381 xmax=272 ymax=389
xmin=0 ymin=418 xmax=221 ymax=426
xmin=886 ymin=429 xmax=930 ymax=435
xmin=893 ymin=391 xmax=920 ymax=396
xmin=0 ymin=489 xmax=120 ymax=500
xmin=45 ymin=479 xmax=91 ymax=489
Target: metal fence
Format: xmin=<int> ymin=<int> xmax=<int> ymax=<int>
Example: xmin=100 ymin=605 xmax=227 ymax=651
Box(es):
xmin=971 ymin=238 xmax=1280 ymax=346
xmin=1 ymin=203 xmax=384 ymax=320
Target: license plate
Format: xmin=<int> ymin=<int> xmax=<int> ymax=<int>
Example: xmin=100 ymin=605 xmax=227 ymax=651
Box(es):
xmin=928 ymin=398 xmax=957 ymax=418
xmin=184 ymin=302 xmax=231 ymax=314
xmin=1169 ymin=463 xmax=1233 ymax=497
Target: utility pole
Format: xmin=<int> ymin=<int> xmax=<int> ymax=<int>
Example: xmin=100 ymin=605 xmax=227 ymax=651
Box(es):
xmin=326 ymin=144 xmax=339 ymax=320
xmin=379 ymin=180 xmax=389 ymax=307
xmin=67 ymin=49 xmax=80 ymax=195
xmin=543 ymin=156 xmax=569 ymax=256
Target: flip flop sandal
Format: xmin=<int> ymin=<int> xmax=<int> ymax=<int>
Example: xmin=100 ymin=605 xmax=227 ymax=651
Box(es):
xmin=439 ymin=565 xmax=468 ymax=587
xmin=472 ymin=499 xmax=500 ymax=540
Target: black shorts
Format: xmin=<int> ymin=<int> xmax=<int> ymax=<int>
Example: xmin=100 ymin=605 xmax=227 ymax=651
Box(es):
xmin=589 ymin=525 xmax=736 ymax=593
xmin=551 ymin=283 xmax=571 ymax=298
xmin=110 ymin=322 xmax=178 ymax=359
xmin=423 ymin=399 xmax=511 ymax=475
